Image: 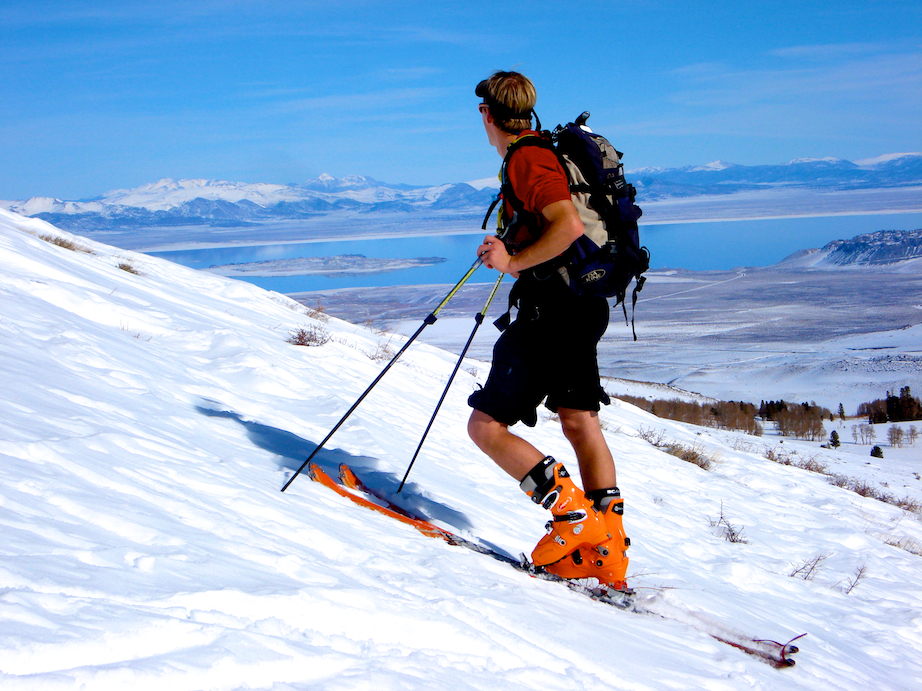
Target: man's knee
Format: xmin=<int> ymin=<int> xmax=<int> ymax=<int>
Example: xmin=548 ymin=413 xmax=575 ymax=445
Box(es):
xmin=558 ymin=408 xmax=601 ymax=444
xmin=467 ymin=411 xmax=482 ymax=443
xmin=468 ymin=409 xmax=499 ymax=447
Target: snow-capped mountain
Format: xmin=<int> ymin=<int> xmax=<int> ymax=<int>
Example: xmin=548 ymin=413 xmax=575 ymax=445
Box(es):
xmin=630 ymin=152 xmax=922 ymax=199
xmin=100 ymin=178 xmax=307 ymax=211
xmin=779 ymin=229 xmax=922 ymax=270
xmin=0 ymin=175 xmax=494 ymax=230
xmin=1 ymin=153 xmax=919 ymax=230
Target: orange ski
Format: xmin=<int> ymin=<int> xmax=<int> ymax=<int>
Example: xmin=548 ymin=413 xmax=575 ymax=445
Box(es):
xmin=307 ymin=463 xmax=454 ymax=541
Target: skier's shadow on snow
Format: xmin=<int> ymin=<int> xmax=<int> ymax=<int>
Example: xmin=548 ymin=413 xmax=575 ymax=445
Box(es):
xmin=195 ymin=404 xmax=475 ymax=531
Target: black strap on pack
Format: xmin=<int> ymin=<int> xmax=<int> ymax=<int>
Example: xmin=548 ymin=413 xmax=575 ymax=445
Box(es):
xmin=485 ymin=134 xmax=554 ymax=331
xmin=481 ymin=194 xmax=501 ymax=231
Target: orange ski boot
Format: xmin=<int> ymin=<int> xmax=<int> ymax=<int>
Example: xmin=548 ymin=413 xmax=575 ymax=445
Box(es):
xmin=519 ymin=457 xmax=610 ymax=567
xmin=543 ymin=487 xmax=630 ymax=590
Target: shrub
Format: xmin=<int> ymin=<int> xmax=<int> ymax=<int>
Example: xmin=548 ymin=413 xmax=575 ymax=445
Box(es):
xmin=870 ymin=445 xmax=884 ymax=459
xmin=117 ymin=261 xmax=141 ymax=275
xmin=38 ymin=233 xmax=93 ymax=254
xmin=287 ymin=325 xmax=331 ymax=347
xmin=636 ymin=426 xmax=716 ymax=470
xmin=370 ymin=340 xmax=395 ymax=362
xmin=843 ymin=565 xmax=868 ymax=594
xmin=789 ymin=554 xmax=828 ymax=580
xmin=885 ymin=536 xmax=922 ymax=556
xmin=303 ymin=300 xmax=330 ymax=323
xmin=708 ymin=503 xmax=748 ymax=543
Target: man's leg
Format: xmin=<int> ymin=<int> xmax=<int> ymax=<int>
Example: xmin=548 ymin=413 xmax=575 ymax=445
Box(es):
xmin=467 ymin=409 xmax=545 ymax=482
xmin=557 ymin=407 xmax=616 ymax=492
xmin=469 ymin=408 xmax=611 ymax=566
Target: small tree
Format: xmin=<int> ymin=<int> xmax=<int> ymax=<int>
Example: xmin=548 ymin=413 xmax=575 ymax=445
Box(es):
xmin=829 ymin=430 xmax=841 ymax=448
xmin=855 ymin=423 xmax=876 ymax=445
xmin=838 ymin=403 xmax=846 ymax=421
xmin=887 ymin=426 xmax=904 ymax=448
xmin=871 ymin=445 xmax=884 ymax=459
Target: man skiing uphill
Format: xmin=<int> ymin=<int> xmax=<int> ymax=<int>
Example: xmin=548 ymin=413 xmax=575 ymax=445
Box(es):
xmin=467 ymin=71 xmax=630 ymax=590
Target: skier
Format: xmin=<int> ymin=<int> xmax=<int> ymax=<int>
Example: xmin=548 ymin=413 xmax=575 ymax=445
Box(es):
xmin=467 ymin=71 xmax=630 ymax=589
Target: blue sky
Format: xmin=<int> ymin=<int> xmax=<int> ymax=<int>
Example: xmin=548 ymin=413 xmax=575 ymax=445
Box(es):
xmin=1 ymin=0 xmax=919 ymax=200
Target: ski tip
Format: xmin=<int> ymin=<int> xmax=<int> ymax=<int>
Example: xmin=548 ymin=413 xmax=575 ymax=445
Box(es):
xmin=746 ymin=634 xmax=804 ymax=668
xmin=780 ymin=633 xmax=806 ymax=664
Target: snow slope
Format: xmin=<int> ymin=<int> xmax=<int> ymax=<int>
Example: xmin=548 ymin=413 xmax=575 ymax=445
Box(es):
xmin=1 ymin=208 xmax=921 ymax=690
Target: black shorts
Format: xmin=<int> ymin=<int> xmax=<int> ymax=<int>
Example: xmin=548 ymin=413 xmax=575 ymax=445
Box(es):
xmin=468 ymin=273 xmax=611 ymax=427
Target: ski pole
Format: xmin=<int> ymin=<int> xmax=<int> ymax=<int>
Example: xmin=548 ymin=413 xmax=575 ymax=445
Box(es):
xmin=397 ymin=271 xmax=505 ymax=493
xmin=281 ymin=257 xmax=483 ymax=492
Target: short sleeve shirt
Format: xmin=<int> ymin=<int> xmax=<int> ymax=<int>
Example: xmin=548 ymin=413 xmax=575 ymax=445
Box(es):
xmin=504 ymin=133 xmax=571 ymax=228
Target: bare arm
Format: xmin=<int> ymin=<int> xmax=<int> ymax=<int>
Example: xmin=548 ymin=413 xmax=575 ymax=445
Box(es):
xmin=477 ymin=199 xmax=584 ymax=275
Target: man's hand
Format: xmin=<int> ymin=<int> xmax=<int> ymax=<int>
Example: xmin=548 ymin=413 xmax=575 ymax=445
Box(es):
xmin=477 ymin=235 xmax=518 ymax=276
xmin=476 ymin=199 xmax=584 ymax=276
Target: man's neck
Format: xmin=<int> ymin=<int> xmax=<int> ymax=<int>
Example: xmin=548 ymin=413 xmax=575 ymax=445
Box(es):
xmin=493 ymin=129 xmax=525 ymax=158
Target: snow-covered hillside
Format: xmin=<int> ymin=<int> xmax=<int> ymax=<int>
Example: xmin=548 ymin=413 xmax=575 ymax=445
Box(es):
xmin=1 ymin=208 xmax=921 ymax=690
xmin=779 ymin=228 xmax=922 ymax=270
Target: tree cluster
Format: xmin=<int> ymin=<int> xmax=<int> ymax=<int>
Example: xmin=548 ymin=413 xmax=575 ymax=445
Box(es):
xmin=759 ymin=400 xmax=831 ymax=441
xmin=851 ymin=422 xmax=917 ymax=448
xmin=857 ymin=386 xmax=922 ymax=424
xmin=616 ymin=396 xmax=762 ymax=435
xmin=851 ymin=423 xmax=877 ymax=445
xmin=886 ymin=425 xmax=919 ymax=448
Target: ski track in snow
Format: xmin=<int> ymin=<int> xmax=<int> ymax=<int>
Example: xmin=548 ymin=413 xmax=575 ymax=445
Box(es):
xmin=1 ymin=207 xmax=921 ymax=690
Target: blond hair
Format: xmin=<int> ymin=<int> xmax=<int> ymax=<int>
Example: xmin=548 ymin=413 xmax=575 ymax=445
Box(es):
xmin=475 ymin=71 xmax=536 ymax=133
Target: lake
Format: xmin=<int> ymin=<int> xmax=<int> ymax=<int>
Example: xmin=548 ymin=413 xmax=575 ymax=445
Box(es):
xmin=147 ymin=211 xmax=922 ymax=293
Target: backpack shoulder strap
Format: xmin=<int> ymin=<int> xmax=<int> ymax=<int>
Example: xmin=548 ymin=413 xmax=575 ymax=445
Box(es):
xmin=500 ymin=133 xmax=560 ymax=213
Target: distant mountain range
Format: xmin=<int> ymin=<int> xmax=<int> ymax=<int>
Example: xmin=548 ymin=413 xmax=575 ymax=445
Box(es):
xmin=779 ymin=229 xmax=922 ymax=270
xmin=631 ymin=152 xmax=922 ymax=200
xmin=2 ymin=153 xmax=920 ymax=231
